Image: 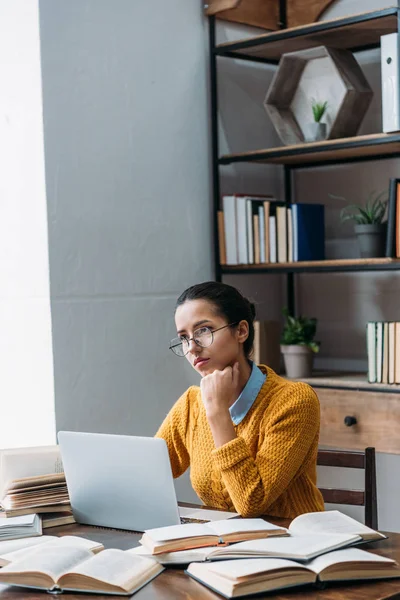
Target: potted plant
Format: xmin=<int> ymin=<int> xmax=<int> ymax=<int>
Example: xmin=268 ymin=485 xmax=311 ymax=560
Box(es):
xmin=280 ymin=308 xmax=320 ymax=378
xmin=330 ymin=190 xmax=388 ymax=258
xmin=304 ymin=99 xmax=328 ymax=142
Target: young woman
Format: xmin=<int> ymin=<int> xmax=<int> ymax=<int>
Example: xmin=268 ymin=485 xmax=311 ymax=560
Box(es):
xmin=156 ymin=281 xmax=324 ymax=519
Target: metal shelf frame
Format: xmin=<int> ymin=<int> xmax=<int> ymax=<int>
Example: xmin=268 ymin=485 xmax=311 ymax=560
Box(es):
xmin=209 ymin=4 xmax=400 ymax=319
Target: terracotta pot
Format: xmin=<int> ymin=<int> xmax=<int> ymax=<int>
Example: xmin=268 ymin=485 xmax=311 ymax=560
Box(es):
xmin=280 ymin=344 xmax=314 ymax=378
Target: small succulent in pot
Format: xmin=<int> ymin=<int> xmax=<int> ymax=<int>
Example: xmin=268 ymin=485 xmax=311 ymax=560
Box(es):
xmin=329 ymin=189 xmax=388 ymax=257
xmin=304 ymin=99 xmax=328 ymax=142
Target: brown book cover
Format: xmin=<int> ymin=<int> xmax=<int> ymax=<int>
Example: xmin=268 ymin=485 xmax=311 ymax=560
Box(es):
xmin=217 ymin=210 xmax=227 ymax=265
xmin=252 ymin=320 xmax=281 ymax=373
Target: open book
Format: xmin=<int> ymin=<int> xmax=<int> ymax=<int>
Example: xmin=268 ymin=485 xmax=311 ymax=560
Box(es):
xmin=0 ymin=473 xmax=70 ymax=518
xmin=0 ymin=535 xmax=103 ymax=567
xmin=139 ymin=518 xmax=288 ymax=554
xmin=0 ymin=544 xmax=164 ymax=595
xmin=186 ymin=548 xmax=400 ymax=598
xmin=288 ymin=510 xmax=386 ymax=542
xmin=131 ymin=531 xmax=360 ymax=564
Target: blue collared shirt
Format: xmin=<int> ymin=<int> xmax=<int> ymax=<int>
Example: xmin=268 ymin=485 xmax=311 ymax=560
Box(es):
xmin=229 ymin=362 xmax=267 ymax=426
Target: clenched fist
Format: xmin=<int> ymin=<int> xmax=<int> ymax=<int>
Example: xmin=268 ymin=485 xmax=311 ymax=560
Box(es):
xmin=200 ymin=362 xmax=241 ymax=420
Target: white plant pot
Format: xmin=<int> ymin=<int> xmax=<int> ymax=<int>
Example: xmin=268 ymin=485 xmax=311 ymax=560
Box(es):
xmin=281 ymin=344 xmax=314 ymax=379
xmin=304 ymin=122 xmax=327 ymax=143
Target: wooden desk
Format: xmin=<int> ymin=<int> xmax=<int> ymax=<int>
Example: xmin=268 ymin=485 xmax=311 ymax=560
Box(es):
xmin=0 ymin=521 xmax=400 ymax=599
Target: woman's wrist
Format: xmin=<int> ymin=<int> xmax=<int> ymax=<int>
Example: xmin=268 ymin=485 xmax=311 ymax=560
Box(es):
xmin=207 ymin=410 xmax=236 ymax=448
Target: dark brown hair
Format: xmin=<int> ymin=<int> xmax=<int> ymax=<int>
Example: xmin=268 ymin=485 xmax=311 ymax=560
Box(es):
xmin=175 ymin=281 xmax=256 ymax=358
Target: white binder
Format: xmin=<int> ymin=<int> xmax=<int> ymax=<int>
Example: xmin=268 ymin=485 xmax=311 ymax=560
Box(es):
xmin=381 ymin=33 xmax=400 ymax=133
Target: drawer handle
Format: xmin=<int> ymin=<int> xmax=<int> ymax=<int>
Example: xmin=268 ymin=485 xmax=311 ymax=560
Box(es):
xmin=344 ymin=416 xmax=357 ymax=427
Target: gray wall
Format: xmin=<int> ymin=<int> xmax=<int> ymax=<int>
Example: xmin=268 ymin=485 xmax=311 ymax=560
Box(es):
xmin=39 ymin=0 xmax=212 ymax=501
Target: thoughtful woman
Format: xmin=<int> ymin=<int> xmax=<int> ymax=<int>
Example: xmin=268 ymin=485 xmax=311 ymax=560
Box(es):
xmin=156 ymin=281 xmax=324 ymax=518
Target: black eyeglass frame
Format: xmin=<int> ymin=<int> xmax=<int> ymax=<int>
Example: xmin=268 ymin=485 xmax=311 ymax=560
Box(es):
xmin=169 ymin=321 xmax=240 ymax=357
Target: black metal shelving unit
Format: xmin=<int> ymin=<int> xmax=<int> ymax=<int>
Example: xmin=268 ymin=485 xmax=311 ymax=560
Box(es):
xmin=209 ymin=6 xmax=400 ymax=319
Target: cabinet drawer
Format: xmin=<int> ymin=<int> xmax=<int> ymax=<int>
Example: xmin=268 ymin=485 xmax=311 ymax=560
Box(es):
xmin=317 ymin=387 xmax=400 ymax=454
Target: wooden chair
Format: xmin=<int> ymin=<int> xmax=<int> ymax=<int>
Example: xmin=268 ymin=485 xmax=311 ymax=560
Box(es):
xmin=317 ymin=447 xmax=378 ymax=530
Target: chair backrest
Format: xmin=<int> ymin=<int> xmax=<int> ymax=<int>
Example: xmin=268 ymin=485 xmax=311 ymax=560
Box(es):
xmin=317 ymin=447 xmax=378 ymax=530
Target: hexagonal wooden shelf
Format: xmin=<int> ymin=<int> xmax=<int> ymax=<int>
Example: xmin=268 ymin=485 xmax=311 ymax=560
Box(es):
xmin=264 ymin=45 xmax=373 ymax=145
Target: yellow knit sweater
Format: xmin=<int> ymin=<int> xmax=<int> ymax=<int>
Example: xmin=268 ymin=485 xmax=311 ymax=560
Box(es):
xmin=156 ymin=365 xmax=324 ymax=519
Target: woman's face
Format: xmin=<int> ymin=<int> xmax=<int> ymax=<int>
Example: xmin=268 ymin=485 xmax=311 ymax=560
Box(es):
xmin=174 ymin=299 xmax=247 ymax=376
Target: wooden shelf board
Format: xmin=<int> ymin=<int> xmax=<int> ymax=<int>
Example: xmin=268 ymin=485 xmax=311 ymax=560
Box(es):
xmin=215 ymin=8 xmax=397 ymax=62
xmin=219 ymin=133 xmax=400 ymax=166
xmin=221 ymin=258 xmax=400 ymax=274
xmin=290 ymin=371 xmax=400 ymax=393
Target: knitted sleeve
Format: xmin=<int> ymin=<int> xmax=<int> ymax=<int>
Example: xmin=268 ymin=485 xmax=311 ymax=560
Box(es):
xmin=155 ymin=387 xmax=193 ymax=478
xmin=212 ymin=383 xmax=320 ymax=517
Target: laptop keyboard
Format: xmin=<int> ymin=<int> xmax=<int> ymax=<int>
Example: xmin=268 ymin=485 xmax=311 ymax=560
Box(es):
xmin=180 ymin=517 xmax=210 ymax=524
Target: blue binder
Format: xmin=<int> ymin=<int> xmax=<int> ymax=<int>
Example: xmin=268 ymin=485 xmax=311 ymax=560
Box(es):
xmin=292 ymin=203 xmax=325 ymax=261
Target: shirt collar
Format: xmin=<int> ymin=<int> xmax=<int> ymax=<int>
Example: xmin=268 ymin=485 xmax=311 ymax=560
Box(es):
xmin=229 ymin=361 xmax=267 ymax=426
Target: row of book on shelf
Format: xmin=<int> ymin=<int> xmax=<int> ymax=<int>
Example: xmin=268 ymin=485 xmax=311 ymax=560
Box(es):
xmin=218 ymin=180 xmax=400 ymax=267
xmin=367 ymin=321 xmax=400 ymax=385
xmin=218 ymin=194 xmax=325 ymax=266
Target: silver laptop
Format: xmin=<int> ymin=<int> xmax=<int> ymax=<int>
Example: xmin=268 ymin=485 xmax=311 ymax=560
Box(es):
xmin=58 ymin=431 xmax=183 ymax=532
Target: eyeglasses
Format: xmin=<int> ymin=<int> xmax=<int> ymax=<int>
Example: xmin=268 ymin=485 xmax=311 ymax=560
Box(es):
xmin=169 ymin=322 xmax=239 ymax=357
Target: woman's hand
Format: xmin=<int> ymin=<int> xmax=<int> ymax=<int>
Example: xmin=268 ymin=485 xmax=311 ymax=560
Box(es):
xmin=200 ymin=362 xmax=240 ymax=420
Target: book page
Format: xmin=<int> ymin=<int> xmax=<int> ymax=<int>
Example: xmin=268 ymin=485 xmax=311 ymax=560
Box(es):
xmin=209 ymin=518 xmax=285 ymax=537
xmin=305 ymin=547 xmax=396 ymax=575
xmin=178 ymin=507 xmax=239 ymax=521
xmin=199 ymin=557 xmax=311 ymax=579
xmin=0 ymin=545 xmax=92 ymax=580
xmin=59 ymin=549 xmax=160 ymax=588
xmin=0 ymin=536 xmax=56 ymax=560
xmin=129 ymin=545 xmax=212 ymax=564
xmin=1 ymin=536 xmax=102 ymax=566
xmin=289 ymin=510 xmax=381 ymax=537
xmin=210 ymin=533 xmax=361 ymax=560
xmin=144 ymin=522 xmax=213 ymax=542
xmin=0 ymin=447 xmax=62 ymax=497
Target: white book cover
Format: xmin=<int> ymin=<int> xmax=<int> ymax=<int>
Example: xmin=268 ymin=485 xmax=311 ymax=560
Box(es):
xmin=276 ymin=206 xmax=287 ymax=263
xmin=222 ymin=196 xmax=237 ymax=265
xmin=287 ymin=207 xmax=293 ymax=263
xmin=381 ymin=33 xmax=400 ymax=133
xmin=292 ymin=204 xmax=298 ymax=262
xmin=366 ymin=322 xmax=377 ymax=384
xmin=376 ymin=322 xmax=383 ymax=383
xmin=269 ymin=216 xmax=277 ymax=263
xmin=258 ymin=206 xmax=266 ymax=263
xmin=236 ymin=197 xmax=248 ymax=265
xmin=246 ymin=199 xmax=254 ymax=264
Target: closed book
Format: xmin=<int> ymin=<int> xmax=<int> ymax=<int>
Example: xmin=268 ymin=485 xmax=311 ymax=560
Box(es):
xmin=276 ymin=206 xmax=288 ymax=263
xmin=396 ymin=322 xmax=400 ymax=384
xmin=287 ymin=207 xmax=293 ymax=262
xmin=396 ymin=182 xmax=400 ymax=257
xmin=258 ymin=206 xmax=266 ymax=263
xmin=382 ymin=322 xmax=389 ymax=384
xmin=269 ymin=215 xmax=277 ymax=263
xmin=252 ymin=320 xmax=281 ymax=373
xmin=263 ymin=201 xmax=270 ymax=263
xmin=253 ymin=214 xmax=260 ymax=264
xmin=217 ymin=211 xmax=227 ymax=265
xmin=222 ymin=195 xmax=237 ymax=265
xmin=376 ymin=322 xmax=384 ymax=384
xmin=292 ymin=203 xmax=325 ymax=261
xmin=0 ymin=514 xmax=41 ymax=541
xmin=367 ymin=322 xmax=377 ymax=383
xmin=235 ymin=197 xmax=248 ymax=265
xmin=385 ymin=178 xmax=399 ymax=257
xmin=388 ymin=321 xmax=396 ymax=384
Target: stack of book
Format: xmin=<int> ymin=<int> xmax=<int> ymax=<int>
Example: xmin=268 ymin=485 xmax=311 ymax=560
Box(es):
xmin=132 ymin=511 xmax=399 ymax=598
xmin=218 ymin=194 xmax=325 ymax=266
xmin=0 ymin=473 xmax=74 ymax=527
xmin=367 ymin=321 xmax=400 ymax=384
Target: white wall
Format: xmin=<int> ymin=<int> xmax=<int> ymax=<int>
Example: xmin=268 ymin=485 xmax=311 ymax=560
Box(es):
xmin=0 ymin=0 xmax=56 ymax=447
xmin=217 ymin=0 xmax=400 ymax=530
xmin=38 ymin=0 xmax=212 ymax=501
